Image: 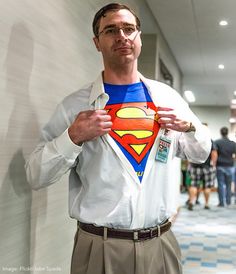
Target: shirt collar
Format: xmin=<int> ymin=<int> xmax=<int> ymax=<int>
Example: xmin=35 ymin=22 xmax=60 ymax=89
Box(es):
xmin=89 ymin=73 xmax=105 ymax=106
xmin=88 ymin=71 xmax=153 ymax=106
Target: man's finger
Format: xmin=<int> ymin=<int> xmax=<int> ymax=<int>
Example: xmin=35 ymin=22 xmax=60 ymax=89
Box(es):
xmin=157 ymin=107 xmax=174 ymax=111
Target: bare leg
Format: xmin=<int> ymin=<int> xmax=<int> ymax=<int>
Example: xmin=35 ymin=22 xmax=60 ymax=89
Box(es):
xmin=196 ymin=187 xmax=202 ymax=204
xmin=188 ymin=186 xmax=197 ymax=210
xmin=203 ymin=188 xmax=211 ymax=209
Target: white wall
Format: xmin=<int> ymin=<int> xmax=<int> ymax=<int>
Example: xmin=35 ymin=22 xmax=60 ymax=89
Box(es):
xmin=190 ymin=105 xmax=230 ymax=140
xmin=0 ymin=1 xmax=183 ymax=273
xmin=0 ymin=1 xmax=99 ymax=272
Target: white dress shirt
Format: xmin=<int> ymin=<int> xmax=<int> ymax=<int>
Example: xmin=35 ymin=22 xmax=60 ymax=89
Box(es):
xmin=25 ymin=73 xmax=211 ymax=229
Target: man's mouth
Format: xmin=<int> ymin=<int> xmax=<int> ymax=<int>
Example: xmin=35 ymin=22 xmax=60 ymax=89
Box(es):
xmin=114 ymin=46 xmax=131 ymax=51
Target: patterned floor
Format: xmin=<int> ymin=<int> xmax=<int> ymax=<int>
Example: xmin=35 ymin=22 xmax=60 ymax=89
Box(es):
xmin=172 ymin=192 xmax=236 ymax=274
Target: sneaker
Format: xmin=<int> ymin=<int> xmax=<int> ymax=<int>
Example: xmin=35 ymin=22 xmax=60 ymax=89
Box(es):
xmin=195 ymin=200 xmax=200 ymax=205
xmin=188 ymin=203 xmax=193 ymax=211
xmin=217 ymin=204 xmax=224 ymax=207
xmin=204 ymin=205 xmax=210 ymax=210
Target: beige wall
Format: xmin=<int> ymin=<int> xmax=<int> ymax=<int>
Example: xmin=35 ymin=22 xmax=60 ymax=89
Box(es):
xmin=138 ymin=34 xmax=158 ymax=79
xmin=0 ymin=1 xmax=182 ymax=273
xmin=191 ymin=105 xmax=231 ymax=140
xmin=139 ymin=34 xmax=182 ymax=92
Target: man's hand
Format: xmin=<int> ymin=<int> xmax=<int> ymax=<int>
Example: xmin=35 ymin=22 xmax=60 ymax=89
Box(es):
xmin=68 ymin=110 xmax=112 ymax=145
xmin=156 ymin=107 xmax=192 ymax=132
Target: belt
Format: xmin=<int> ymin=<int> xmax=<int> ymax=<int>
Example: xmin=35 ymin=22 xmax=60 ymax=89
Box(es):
xmin=78 ymin=220 xmax=171 ymax=241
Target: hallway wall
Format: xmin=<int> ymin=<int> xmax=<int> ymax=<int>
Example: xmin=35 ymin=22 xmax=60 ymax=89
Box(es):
xmin=191 ymin=106 xmax=230 ymax=140
xmin=0 ymin=1 xmax=182 ymax=273
xmin=138 ymin=33 xmax=182 ymax=91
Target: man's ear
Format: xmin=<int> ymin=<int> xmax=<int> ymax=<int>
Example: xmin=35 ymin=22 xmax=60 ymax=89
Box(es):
xmin=93 ymin=37 xmax=101 ymax=52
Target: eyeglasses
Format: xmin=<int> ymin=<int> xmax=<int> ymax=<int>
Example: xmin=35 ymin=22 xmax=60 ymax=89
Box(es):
xmin=98 ymin=24 xmax=139 ymax=37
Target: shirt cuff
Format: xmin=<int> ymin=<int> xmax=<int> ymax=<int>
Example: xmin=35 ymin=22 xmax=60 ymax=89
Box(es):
xmin=184 ymin=123 xmax=209 ymax=143
xmin=54 ymin=129 xmax=82 ymax=160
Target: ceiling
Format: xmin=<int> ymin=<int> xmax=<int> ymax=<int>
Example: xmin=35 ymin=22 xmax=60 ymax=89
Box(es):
xmin=146 ymin=0 xmax=236 ymax=107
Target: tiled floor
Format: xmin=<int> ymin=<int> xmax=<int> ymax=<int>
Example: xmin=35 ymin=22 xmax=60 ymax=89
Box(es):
xmin=172 ymin=192 xmax=236 ymax=274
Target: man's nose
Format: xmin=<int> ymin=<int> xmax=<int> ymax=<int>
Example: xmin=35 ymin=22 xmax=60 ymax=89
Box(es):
xmin=116 ymin=29 xmax=128 ymax=40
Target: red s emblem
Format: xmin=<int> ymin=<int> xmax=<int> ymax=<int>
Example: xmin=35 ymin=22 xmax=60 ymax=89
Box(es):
xmin=105 ymin=102 xmax=160 ymax=163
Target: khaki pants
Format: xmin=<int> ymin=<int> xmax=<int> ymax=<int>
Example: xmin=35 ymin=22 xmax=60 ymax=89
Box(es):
xmin=71 ymin=228 xmax=182 ymax=274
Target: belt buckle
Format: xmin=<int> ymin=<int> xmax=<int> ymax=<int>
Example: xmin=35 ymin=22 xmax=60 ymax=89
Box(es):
xmin=150 ymin=225 xmax=161 ymax=238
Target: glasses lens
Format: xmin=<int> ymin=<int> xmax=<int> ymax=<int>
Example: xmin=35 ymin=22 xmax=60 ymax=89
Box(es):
xmin=104 ymin=28 xmax=117 ymax=35
xmin=123 ymin=26 xmax=136 ymax=35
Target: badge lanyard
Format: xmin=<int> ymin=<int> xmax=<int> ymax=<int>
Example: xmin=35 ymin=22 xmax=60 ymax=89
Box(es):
xmin=155 ymin=129 xmax=171 ymax=163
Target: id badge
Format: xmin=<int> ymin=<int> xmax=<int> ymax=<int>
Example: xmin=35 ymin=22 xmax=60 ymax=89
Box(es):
xmin=155 ymin=130 xmax=171 ymax=163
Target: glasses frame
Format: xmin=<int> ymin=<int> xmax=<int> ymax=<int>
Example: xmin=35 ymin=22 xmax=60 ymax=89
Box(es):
xmin=98 ymin=24 xmax=139 ymax=38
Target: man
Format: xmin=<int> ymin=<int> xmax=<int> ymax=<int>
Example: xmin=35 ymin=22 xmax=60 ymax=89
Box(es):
xmin=187 ymin=140 xmax=217 ymax=210
xmin=25 ymin=3 xmax=211 ymax=274
xmin=215 ymin=127 xmax=236 ymax=207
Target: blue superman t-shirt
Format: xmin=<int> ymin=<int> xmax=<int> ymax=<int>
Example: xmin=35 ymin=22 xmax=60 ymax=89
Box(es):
xmin=104 ymin=82 xmax=159 ymax=182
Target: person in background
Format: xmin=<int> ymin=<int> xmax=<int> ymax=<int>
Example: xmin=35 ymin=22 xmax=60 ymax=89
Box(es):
xmin=185 ymin=180 xmax=202 ymax=207
xmin=187 ymin=139 xmax=217 ymax=210
xmin=215 ymin=127 xmax=236 ymax=207
xmin=184 ymin=161 xmax=202 ymax=207
xmin=233 ymin=155 xmax=236 ymax=204
xmin=180 ymin=159 xmax=188 ymax=193
xmin=25 ymin=3 xmax=211 ymax=274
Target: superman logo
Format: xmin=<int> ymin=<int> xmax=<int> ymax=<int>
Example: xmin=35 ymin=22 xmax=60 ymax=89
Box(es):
xmin=105 ymin=102 xmax=160 ymax=163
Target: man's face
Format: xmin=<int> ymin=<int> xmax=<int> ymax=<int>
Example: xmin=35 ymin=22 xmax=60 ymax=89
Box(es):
xmin=93 ymin=9 xmax=142 ymax=67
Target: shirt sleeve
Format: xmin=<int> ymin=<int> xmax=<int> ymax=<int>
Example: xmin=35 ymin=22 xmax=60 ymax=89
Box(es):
xmin=211 ymin=140 xmax=217 ymax=150
xmin=25 ymin=102 xmax=82 ymax=190
xmin=174 ymin=95 xmax=211 ymax=163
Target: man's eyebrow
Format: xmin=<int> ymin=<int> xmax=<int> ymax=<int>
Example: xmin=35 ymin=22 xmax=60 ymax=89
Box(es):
xmin=102 ymin=24 xmax=117 ymax=30
xmin=102 ymin=23 xmax=136 ymax=29
xmin=122 ymin=23 xmax=136 ymax=26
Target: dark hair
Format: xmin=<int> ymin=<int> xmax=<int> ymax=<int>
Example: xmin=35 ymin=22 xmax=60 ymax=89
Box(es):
xmin=92 ymin=3 xmax=141 ymax=38
xmin=220 ymin=127 xmax=228 ymax=137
